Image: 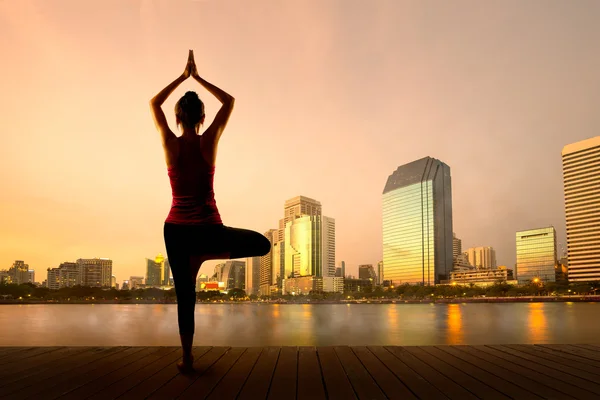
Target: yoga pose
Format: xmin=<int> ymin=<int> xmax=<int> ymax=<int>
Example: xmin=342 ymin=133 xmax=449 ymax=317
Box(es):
xmin=150 ymin=50 xmax=270 ymax=373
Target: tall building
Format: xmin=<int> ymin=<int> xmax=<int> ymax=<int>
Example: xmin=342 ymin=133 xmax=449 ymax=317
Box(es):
xmin=47 ymin=262 xmax=79 ymax=290
xmin=465 ymin=247 xmax=497 ymax=269
xmin=111 ymin=276 xmax=116 ymax=288
xmin=9 ymin=261 xmax=30 ymax=285
xmin=146 ymin=254 xmax=166 ymax=287
xmin=245 ymin=256 xmax=260 ymax=296
xmin=278 ymin=196 xmax=322 ymax=241
xmin=163 ymin=258 xmax=171 ymax=286
xmin=130 ymin=276 xmax=144 ymax=289
xmin=259 ymin=229 xmax=278 ymax=296
xmin=214 ymin=261 xmax=246 ymax=290
xmin=453 ymin=233 xmax=462 ymax=259
xmin=377 ymin=261 xmax=384 ymax=285
xmin=516 ymin=227 xmax=557 ymax=284
xmin=285 ymin=215 xmax=322 ymax=278
xmin=77 ymin=258 xmax=112 ymax=287
xmin=339 ymin=261 xmax=346 ymax=279
xmin=358 ymin=264 xmax=377 ymax=280
xmin=382 ymin=157 xmax=453 ymax=285
xmin=322 ymin=216 xmax=336 ymax=277
xmin=562 ymin=136 xmax=600 ymax=282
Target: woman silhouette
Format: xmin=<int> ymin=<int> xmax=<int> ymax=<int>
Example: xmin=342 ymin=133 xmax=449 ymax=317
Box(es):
xmin=150 ymin=50 xmax=270 ymax=373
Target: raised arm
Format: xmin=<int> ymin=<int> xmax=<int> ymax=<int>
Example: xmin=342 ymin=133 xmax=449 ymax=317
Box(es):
xmin=191 ymin=63 xmax=235 ymax=153
xmin=150 ymin=51 xmax=194 ymax=149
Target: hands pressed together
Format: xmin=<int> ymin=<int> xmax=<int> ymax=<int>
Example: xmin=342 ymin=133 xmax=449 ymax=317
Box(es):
xmin=182 ymin=50 xmax=200 ymax=79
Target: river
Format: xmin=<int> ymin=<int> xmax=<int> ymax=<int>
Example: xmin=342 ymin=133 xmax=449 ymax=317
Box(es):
xmin=0 ymin=302 xmax=598 ymax=346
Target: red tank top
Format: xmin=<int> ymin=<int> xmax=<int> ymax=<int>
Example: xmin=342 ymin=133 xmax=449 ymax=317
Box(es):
xmin=165 ymin=137 xmax=222 ymax=225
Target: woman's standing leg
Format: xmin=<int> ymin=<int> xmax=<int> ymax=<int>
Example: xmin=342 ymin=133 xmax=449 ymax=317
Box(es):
xmin=164 ymin=224 xmax=197 ymax=372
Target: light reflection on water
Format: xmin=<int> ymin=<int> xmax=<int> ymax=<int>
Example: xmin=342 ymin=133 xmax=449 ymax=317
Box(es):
xmin=0 ymin=303 xmax=598 ymax=346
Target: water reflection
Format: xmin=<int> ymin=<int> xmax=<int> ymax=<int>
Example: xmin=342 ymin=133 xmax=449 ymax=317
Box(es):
xmin=1 ymin=303 xmax=600 ymax=346
xmin=447 ymin=304 xmax=463 ymax=344
xmin=527 ymin=303 xmax=548 ymax=343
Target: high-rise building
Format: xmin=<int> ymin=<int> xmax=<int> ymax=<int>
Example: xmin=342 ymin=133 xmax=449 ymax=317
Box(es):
xmin=27 ymin=270 xmax=35 ymax=284
xmin=0 ymin=270 xmax=10 ymax=284
xmin=9 ymin=261 xmax=30 ymax=285
xmin=453 ymin=233 xmax=462 ymax=259
xmin=47 ymin=262 xmax=79 ymax=290
xmin=163 ymin=258 xmax=171 ymax=286
xmin=245 ymin=256 xmax=260 ymax=296
xmin=285 ymin=215 xmax=322 ymax=278
xmin=562 ymin=136 xmax=600 ymax=282
xmin=335 ymin=267 xmax=342 ymax=277
xmin=516 ymin=227 xmax=557 ymax=284
xmin=465 ymin=247 xmax=497 ymax=269
xmin=322 ymin=216 xmax=336 ymax=277
xmin=259 ymin=229 xmax=278 ymax=296
xmin=111 ymin=276 xmax=116 ymax=288
xmin=278 ymin=196 xmax=322 ymax=242
xmin=146 ymin=254 xmax=165 ymax=287
xmin=215 ymin=261 xmax=246 ymax=290
xmin=130 ymin=276 xmax=144 ymax=289
xmin=77 ymin=258 xmax=112 ymax=287
xmin=339 ymin=261 xmax=346 ymax=279
xmin=382 ymin=157 xmax=453 ymax=285
xmin=377 ymin=261 xmax=384 ymax=285
xmin=358 ymin=264 xmax=377 ymax=280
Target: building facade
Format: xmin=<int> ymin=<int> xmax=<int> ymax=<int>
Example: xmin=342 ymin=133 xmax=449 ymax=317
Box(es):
xmin=245 ymin=256 xmax=261 ymax=296
xmin=146 ymin=254 xmax=166 ymax=287
xmin=453 ymin=233 xmax=462 ymax=259
xmin=562 ymin=136 xmax=600 ymax=282
xmin=382 ymin=157 xmax=453 ymax=286
xmin=516 ymin=227 xmax=557 ymax=284
xmin=259 ymin=229 xmax=278 ymax=296
xmin=358 ymin=264 xmax=377 ymax=280
xmin=465 ymin=247 xmax=497 ymax=269
xmin=214 ymin=261 xmax=246 ymax=291
xmin=77 ymin=258 xmax=112 ymax=287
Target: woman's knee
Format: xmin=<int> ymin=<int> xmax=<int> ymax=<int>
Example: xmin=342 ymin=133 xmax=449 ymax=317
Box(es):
xmin=257 ymin=233 xmax=271 ymax=256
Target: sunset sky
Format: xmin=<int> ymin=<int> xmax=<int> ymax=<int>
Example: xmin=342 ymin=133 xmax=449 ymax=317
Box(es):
xmin=2 ymin=0 xmax=599 ymax=283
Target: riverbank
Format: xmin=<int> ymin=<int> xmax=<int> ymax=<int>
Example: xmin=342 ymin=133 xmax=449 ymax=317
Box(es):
xmin=1 ymin=295 xmax=600 ymax=305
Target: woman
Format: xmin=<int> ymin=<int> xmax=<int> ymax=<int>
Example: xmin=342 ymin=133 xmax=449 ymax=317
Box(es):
xmin=150 ymin=50 xmax=271 ymax=373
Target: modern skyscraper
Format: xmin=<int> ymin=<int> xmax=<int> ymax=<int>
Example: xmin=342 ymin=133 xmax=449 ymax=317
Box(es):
xmin=562 ymin=136 xmax=600 ymax=282
xmin=382 ymin=157 xmax=453 ymax=285
xmin=245 ymin=256 xmax=261 ymax=296
xmin=339 ymin=261 xmax=346 ymax=279
xmin=9 ymin=261 xmax=29 ymax=284
xmin=279 ymin=196 xmax=322 ymax=241
xmin=163 ymin=258 xmax=171 ymax=286
xmin=453 ymin=233 xmax=462 ymax=259
xmin=259 ymin=229 xmax=278 ymax=296
xmin=77 ymin=258 xmax=112 ymax=287
xmin=146 ymin=254 xmax=166 ymax=287
xmin=47 ymin=262 xmax=79 ymax=290
xmin=377 ymin=261 xmax=384 ymax=285
xmin=516 ymin=227 xmax=557 ymax=284
xmin=214 ymin=261 xmax=246 ymax=290
xmin=465 ymin=247 xmax=497 ymax=269
xmin=322 ymin=216 xmax=336 ymax=278
xmin=285 ymin=215 xmax=322 ymax=277
xmin=358 ymin=264 xmax=377 ymax=280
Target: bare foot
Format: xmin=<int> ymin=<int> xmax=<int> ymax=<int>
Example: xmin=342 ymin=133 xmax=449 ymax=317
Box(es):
xmin=177 ymin=355 xmax=195 ymax=375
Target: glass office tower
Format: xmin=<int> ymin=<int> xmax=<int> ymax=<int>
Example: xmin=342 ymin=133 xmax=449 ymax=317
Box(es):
xmin=516 ymin=226 xmax=557 ymax=284
xmin=382 ymin=157 xmax=453 ymax=285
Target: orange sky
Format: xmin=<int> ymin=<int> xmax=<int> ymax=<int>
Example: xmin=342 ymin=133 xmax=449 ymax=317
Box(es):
xmin=2 ymin=0 xmax=599 ymax=283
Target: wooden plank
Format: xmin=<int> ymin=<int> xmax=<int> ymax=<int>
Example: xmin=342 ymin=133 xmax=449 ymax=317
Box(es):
xmin=58 ymin=347 xmax=168 ymax=400
xmin=25 ymin=347 xmax=147 ymax=400
xmin=509 ymin=345 xmax=600 ymax=375
xmin=368 ymin=346 xmax=446 ymax=400
xmin=542 ymin=344 xmax=600 ymax=362
xmin=0 ymin=347 xmax=88 ymax=379
xmin=317 ymin=347 xmax=357 ymax=400
xmin=431 ymin=346 xmax=544 ymax=400
xmin=490 ymin=345 xmax=600 ymax=394
xmin=121 ymin=346 xmax=223 ymax=400
xmin=86 ymin=347 xmax=186 ymax=400
xmin=0 ymin=347 xmax=31 ymax=360
xmin=441 ymin=346 xmax=565 ymax=399
xmin=0 ymin=347 xmax=121 ymax=399
xmin=407 ymin=346 xmax=507 ymax=400
xmin=206 ymin=347 xmax=263 ymax=400
xmin=335 ymin=346 xmax=387 ymax=400
xmin=386 ymin=346 xmax=477 ymax=400
xmin=177 ymin=347 xmax=247 ymax=399
xmin=296 ymin=346 xmax=326 ymax=400
xmin=473 ymin=345 xmax=595 ymax=399
xmin=571 ymin=344 xmax=600 ymax=353
xmin=237 ymin=347 xmax=280 ymax=400
xmin=351 ymin=346 xmax=415 ymax=400
xmin=0 ymin=347 xmax=63 ymax=368
xmin=532 ymin=345 xmax=600 ymax=368
xmin=267 ymin=346 xmax=298 ymax=400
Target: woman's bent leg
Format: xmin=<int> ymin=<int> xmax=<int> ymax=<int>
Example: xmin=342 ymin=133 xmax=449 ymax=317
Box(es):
xmin=221 ymin=226 xmax=272 ymax=259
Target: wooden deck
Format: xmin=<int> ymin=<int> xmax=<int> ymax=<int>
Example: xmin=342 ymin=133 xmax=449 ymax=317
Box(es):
xmin=1 ymin=345 xmax=600 ymax=399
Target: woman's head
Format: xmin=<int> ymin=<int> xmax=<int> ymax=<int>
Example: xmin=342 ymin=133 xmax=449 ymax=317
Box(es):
xmin=175 ymin=91 xmax=205 ymax=131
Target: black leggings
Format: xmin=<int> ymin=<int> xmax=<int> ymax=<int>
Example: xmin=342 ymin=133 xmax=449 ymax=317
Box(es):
xmin=164 ymin=223 xmax=271 ymax=335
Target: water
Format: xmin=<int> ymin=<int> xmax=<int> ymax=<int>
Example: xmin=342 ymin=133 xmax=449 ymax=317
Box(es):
xmin=0 ymin=302 xmax=598 ymax=346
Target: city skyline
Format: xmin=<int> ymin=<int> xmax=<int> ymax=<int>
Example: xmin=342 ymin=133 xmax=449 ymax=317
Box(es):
xmin=4 ymin=1 xmax=598 ymax=280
